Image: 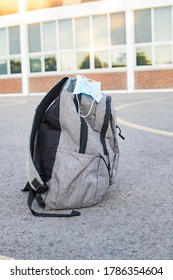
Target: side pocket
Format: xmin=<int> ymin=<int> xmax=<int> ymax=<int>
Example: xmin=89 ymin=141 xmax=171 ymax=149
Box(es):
xmin=45 ymin=148 xmax=100 ymax=210
xmin=93 ymin=155 xmax=110 ymax=205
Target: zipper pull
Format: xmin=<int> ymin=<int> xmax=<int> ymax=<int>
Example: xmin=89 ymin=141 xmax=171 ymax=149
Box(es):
xmin=116 ymin=125 xmax=125 ymax=140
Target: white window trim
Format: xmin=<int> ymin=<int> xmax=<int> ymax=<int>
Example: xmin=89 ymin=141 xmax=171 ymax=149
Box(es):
xmin=135 ymin=6 xmax=173 ymax=68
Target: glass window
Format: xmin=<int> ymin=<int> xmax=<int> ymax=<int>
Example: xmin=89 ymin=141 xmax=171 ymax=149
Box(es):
xmin=10 ymin=58 xmax=21 ymax=74
xmin=43 ymin=21 xmax=56 ymax=51
xmin=110 ymin=13 xmax=126 ymax=45
xmin=9 ymin=26 xmax=20 ymax=54
xmin=59 ymin=19 xmax=73 ymax=50
xmin=93 ymin=15 xmax=108 ymax=47
xmin=60 ymin=52 xmax=74 ymax=71
xmin=28 ymin=24 xmax=41 ymax=52
xmin=77 ymin=52 xmax=90 ymax=69
xmin=44 ymin=56 xmax=57 ymax=71
xmin=0 ymin=60 xmax=7 ymax=74
xmin=75 ymin=17 xmax=90 ymax=48
xmin=155 ymin=45 xmax=172 ymax=64
xmin=135 ymin=9 xmax=151 ymax=43
xmin=0 ymin=28 xmax=7 ymax=56
xmin=136 ymin=47 xmax=152 ymax=66
xmin=94 ymin=50 xmax=109 ymax=68
xmin=112 ymin=49 xmax=126 ymax=67
xmin=154 ymin=7 xmax=172 ymax=42
xmin=30 ymin=57 xmax=41 ymax=72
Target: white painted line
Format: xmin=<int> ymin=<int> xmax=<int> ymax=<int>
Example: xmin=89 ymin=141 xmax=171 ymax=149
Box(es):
xmin=0 ymin=100 xmax=27 ymax=108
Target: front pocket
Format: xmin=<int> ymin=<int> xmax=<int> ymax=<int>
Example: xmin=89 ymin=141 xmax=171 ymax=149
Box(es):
xmin=44 ymin=148 xmax=110 ymax=210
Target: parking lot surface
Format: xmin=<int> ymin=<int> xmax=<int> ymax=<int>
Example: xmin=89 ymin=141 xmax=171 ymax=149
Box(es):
xmin=0 ymin=91 xmax=173 ymax=260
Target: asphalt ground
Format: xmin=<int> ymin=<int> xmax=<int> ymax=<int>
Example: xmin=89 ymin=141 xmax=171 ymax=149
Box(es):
xmin=0 ymin=91 xmax=173 ymax=260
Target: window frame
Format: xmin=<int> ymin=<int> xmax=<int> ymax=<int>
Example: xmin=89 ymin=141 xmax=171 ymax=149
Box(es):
xmin=28 ymin=12 xmax=127 ymax=76
xmin=134 ymin=6 xmax=173 ymax=69
xmin=0 ymin=26 xmax=21 ymax=76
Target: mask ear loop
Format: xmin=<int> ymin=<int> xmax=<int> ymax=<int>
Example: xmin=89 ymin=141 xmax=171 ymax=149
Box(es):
xmin=75 ymin=94 xmax=95 ymax=118
xmin=81 ymin=75 xmax=95 ymax=83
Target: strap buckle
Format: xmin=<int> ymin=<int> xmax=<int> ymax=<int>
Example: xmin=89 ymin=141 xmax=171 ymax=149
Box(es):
xmin=31 ymin=178 xmax=49 ymax=194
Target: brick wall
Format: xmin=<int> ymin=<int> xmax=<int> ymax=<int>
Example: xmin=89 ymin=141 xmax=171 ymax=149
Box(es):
xmin=1 ymin=69 xmax=173 ymax=94
xmin=135 ymin=69 xmax=173 ymax=89
xmin=29 ymin=72 xmax=127 ymax=93
xmin=0 ymin=78 xmax=22 ymax=94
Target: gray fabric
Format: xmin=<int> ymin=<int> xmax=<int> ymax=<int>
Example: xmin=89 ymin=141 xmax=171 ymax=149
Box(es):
xmin=44 ymin=149 xmax=110 ymax=209
xmin=27 ymin=77 xmax=119 ymax=210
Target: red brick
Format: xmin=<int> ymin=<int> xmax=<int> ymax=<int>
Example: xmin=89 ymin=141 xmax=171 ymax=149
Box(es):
xmin=29 ymin=72 xmax=127 ymax=92
xmin=135 ymin=70 xmax=173 ymax=89
xmin=0 ymin=78 xmax=22 ymax=94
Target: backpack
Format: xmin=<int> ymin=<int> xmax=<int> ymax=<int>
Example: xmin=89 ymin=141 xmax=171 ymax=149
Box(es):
xmin=23 ymin=76 xmax=122 ymax=217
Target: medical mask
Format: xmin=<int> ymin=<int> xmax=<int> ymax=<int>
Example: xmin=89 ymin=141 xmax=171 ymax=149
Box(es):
xmin=72 ymin=75 xmax=103 ymax=103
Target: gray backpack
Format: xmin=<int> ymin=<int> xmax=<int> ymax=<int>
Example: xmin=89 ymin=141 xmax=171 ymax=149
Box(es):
xmin=23 ymin=77 xmax=122 ymax=217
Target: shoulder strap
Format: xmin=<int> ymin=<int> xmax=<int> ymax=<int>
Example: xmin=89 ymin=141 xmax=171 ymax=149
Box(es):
xmin=22 ymin=182 xmax=80 ymax=217
xmin=28 ymin=77 xmax=68 ymax=189
xmin=30 ymin=77 xmax=68 ymax=158
xmin=24 ymin=77 xmax=81 ymax=217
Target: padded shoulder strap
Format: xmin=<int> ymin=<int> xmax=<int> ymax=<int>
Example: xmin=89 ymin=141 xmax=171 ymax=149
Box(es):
xmin=30 ymin=77 xmax=68 ymax=158
xmin=27 ymin=77 xmax=68 ymax=191
xmin=25 ymin=77 xmax=81 ymax=217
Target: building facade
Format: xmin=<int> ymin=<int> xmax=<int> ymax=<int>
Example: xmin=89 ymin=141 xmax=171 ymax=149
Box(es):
xmin=0 ymin=0 xmax=173 ymax=94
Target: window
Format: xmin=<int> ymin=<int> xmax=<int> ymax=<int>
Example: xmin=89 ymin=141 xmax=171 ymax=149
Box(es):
xmin=110 ymin=12 xmax=126 ymax=45
xmin=60 ymin=52 xmax=75 ymax=71
xmin=0 ymin=28 xmax=7 ymax=56
xmin=154 ymin=7 xmax=172 ymax=42
xmin=155 ymin=46 xmax=172 ymax=65
xmin=110 ymin=12 xmax=126 ymax=68
xmin=94 ymin=50 xmax=109 ymax=68
xmin=10 ymin=58 xmax=22 ymax=74
xmin=135 ymin=9 xmax=151 ymax=43
xmin=27 ymin=13 xmax=126 ymax=74
xmin=134 ymin=7 xmax=172 ymax=67
xmin=136 ymin=47 xmax=152 ymax=66
xmin=0 ymin=60 xmax=7 ymax=75
xmin=75 ymin=17 xmax=90 ymax=48
xmin=59 ymin=19 xmax=73 ymax=50
xmin=45 ymin=56 xmax=57 ymax=71
xmin=75 ymin=17 xmax=90 ymax=70
xmin=28 ymin=24 xmax=41 ymax=52
xmin=77 ymin=52 xmax=90 ymax=69
xmin=9 ymin=26 xmax=21 ymax=54
xmin=0 ymin=26 xmax=21 ymax=75
xmin=93 ymin=15 xmax=108 ymax=47
xmin=43 ymin=21 xmax=56 ymax=51
xmin=112 ymin=49 xmax=126 ymax=67
xmin=28 ymin=21 xmax=58 ymax=72
xmin=30 ymin=57 xmax=41 ymax=73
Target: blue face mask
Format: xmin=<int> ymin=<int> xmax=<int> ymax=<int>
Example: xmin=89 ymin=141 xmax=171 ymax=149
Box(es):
xmin=72 ymin=75 xmax=103 ymax=103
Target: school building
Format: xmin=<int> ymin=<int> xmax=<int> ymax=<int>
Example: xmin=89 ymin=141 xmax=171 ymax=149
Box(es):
xmin=0 ymin=0 xmax=173 ymax=95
